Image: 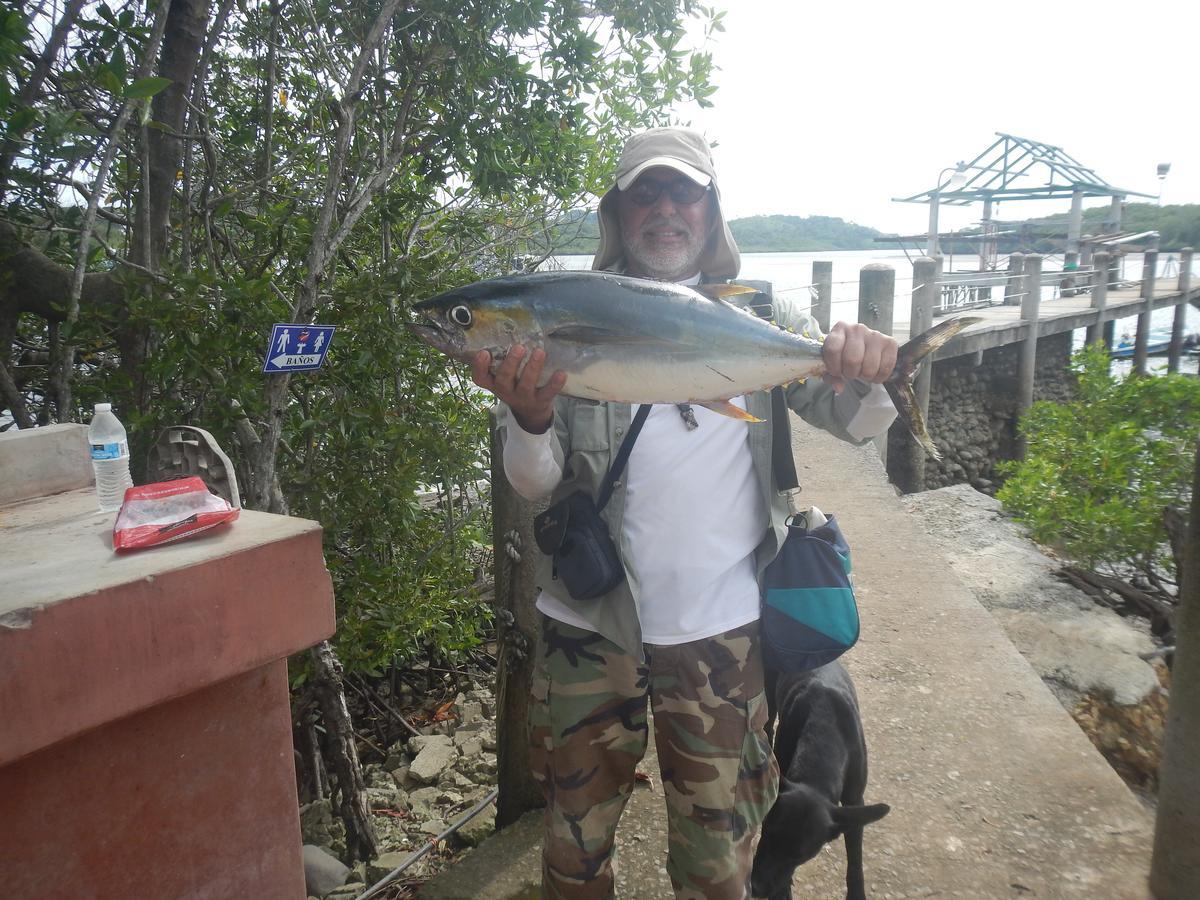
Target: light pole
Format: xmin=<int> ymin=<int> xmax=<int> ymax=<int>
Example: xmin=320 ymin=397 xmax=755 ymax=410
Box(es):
xmin=927 ymin=161 xmax=969 ymax=256
xmin=1157 ymin=162 xmax=1171 ymax=206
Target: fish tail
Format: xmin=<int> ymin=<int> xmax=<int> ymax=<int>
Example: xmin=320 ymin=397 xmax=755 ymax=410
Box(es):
xmin=886 ymin=316 xmax=981 ymax=459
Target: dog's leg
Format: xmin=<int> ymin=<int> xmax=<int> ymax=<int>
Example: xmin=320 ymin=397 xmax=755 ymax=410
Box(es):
xmin=843 ymin=825 xmax=866 ymax=900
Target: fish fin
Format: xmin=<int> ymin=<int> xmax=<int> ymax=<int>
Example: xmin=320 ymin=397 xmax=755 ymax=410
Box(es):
xmin=696 ymin=400 xmax=764 ymax=423
xmin=884 ymin=379 xmax=940 ymax=461
xmin=548 ymin=325 xmax=684 ymax=347
xmin=694 ymin=283 xmax=760 ymax=301
xmin=892 ymin=316 xmax=982 ymax=382
xmin=886 ymin=316 xmax=981 ymax=458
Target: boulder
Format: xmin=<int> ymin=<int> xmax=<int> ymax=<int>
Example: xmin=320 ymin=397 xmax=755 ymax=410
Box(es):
xmin=302 ymin=844 xmax=349 ymax=897
xmin=410 ymin=735 xmax=458 ymax=784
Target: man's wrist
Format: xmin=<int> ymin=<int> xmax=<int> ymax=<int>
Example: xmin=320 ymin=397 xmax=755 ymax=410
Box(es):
xmin=513 ymin=410 xmax=553 ymax=435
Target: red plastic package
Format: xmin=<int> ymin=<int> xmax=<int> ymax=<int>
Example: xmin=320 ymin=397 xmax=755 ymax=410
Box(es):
xmin=112 ymin=476 xmax=239 ymax=552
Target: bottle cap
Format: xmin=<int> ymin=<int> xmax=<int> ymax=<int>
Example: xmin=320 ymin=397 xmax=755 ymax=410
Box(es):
xmin=95 ymin=402 xmax=112 ymax=412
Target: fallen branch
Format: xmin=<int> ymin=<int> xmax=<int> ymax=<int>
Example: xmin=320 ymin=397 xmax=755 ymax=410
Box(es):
xmin=1061 ymin=565 xmax=1177 ymax=632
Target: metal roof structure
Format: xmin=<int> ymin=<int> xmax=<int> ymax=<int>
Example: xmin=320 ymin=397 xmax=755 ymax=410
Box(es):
xmin=894 ymin=132 xmax=1155 ymax=207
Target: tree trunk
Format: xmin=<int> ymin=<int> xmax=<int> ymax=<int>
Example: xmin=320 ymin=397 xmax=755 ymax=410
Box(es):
xmin=490 ymin=411 xmax=546 ymax=828
xmin=1151 ymin=443 xmax=1200 ymax=896
xmin=310 ymin=641 xmax=380 ymax=864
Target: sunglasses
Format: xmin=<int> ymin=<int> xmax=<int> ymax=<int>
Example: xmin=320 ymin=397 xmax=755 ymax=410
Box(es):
xmin=623 ymin=177 xmax=711 ymax=207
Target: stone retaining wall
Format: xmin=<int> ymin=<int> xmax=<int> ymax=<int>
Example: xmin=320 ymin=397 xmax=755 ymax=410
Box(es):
xmin=888 ymin=331 xmax=1075 ymax=492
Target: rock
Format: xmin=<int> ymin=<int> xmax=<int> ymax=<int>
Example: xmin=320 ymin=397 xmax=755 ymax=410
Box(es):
xmin=408 ymin=785 xmax=441 ymax=816
xmin=367 ymin=769 xmax=395 ymax=790
xmin=459 ymin=737 xmax=484 ymax=759
xmin=325 ymin=885 xmax=364 ymax=900
xmin=458 ymin=699 xmax=484 ymax=725
xmin=299 ymin=799 xmax=345 ymax=853
xmin=383 ymin=750 xmax=407 ymax=771
xmin=390 ymin=764 xmax=411 ymax=788
xmin=454 ymin=806 xmax=496 ymax=848
xmin=410 ymin=735 xmax=458 ymax=783
xmin=901 ymin=483 xmax=1160 ymax=707
xmin=367 ymin=851 xmax=410 ymax=884
xmin=421 ymin=818 xmax=448 ymax=836
xmin=302 ymin=844 xmax=350 ymax=897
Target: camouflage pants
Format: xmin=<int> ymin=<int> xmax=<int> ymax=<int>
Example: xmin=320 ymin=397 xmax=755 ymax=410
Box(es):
xmin=530 ymin=616 xmax=779 ymax=900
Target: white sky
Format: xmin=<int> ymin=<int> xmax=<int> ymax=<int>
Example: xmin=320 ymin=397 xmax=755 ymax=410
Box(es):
xmin=675 ymin=0 xmax=1199 ymax=235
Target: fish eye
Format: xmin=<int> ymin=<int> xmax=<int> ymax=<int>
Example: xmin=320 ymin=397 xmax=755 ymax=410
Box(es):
xmin=449 ymin=304 xmax=473 ymax=327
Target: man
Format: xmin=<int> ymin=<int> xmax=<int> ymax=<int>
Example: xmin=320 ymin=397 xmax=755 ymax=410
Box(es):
xmin=472 ymin=127 xmax=898 ymax=899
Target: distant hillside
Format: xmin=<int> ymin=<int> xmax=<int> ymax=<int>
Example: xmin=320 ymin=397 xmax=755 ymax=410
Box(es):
xmin=730 ymin=215 xmax=886 ymax=251
xmin=549 ymin=211 xmax=888 ymax=254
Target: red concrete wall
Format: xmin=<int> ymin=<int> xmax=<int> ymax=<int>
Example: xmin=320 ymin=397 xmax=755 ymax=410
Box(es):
xmin=0 ymin=661 xmax=306 ymax=899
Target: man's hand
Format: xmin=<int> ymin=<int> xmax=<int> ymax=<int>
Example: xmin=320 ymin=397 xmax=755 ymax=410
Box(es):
xmin=472 ymin=345 xmax=566 ymax=434
xmin=821 ymin=322 xmax=899 ymax=394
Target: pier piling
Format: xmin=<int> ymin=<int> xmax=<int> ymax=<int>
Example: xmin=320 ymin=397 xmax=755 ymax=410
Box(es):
xmin=1017 ymin=254 xmax=1042 ymax=452
xmin=813 ymin=260 xmax=832 ymax=333
xmin=1135 ymin=250 xmax=1158 ymax=375
xmin=1169 ymin=248 xmax=1193 ymax=373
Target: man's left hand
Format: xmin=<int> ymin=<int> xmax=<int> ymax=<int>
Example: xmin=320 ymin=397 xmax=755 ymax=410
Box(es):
xmin=821 ymin=322 xmax=899 ymax=393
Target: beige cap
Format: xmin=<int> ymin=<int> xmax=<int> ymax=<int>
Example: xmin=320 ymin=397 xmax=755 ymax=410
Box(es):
xmin=593 ymin=127 xmax=740 ymax=279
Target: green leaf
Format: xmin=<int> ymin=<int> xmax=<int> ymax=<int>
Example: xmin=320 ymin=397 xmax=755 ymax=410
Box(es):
xmin=125 ymin=76 xmax=173 ymax=100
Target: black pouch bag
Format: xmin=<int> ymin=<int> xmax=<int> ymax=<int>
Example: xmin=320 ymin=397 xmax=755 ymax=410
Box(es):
xmin=532 ymin=404 xmax=650 ymax=602
xmin=762 ymin=387 xmax=859 ymax=673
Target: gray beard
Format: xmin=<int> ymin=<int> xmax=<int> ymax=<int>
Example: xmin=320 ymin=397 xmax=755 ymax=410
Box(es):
xmin=624 ymin=217 xmax=703 ymax=280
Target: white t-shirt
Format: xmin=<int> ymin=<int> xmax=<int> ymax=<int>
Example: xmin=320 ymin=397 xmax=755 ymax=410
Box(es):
xmin=535 ymin=398 xmax=764 ymax=645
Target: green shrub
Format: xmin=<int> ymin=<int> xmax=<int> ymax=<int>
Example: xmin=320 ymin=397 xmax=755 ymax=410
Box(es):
xmin=997 ymin=342 xmax=1200 ymax=587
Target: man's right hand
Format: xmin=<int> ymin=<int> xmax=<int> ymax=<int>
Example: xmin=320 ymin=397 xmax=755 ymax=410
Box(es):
xmin=471 ymin=345 xmax=566 ymax=434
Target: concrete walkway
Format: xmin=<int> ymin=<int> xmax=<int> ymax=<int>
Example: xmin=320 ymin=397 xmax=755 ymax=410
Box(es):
xmin=420 ymin=426 xmax=1155 ymax=899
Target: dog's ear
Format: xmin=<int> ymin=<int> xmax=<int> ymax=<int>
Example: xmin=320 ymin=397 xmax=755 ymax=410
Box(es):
xmin=832 ymin=802 xmax=890 ymax=830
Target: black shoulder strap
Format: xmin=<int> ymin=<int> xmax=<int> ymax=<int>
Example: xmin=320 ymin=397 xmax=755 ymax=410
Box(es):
xmin=739 ymin=278 xmax=801 ymax=494
xmin=596 ymin=403 xmax=652 ymax=512
xmin=770 ymin=387 xmax=799 ymax=492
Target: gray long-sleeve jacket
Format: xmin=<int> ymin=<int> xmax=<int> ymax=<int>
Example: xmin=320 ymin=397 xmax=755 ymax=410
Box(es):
xmin=497 ymin=287 xmax=895 ymax=657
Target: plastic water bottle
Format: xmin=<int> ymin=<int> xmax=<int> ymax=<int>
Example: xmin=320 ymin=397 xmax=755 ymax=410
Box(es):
xmin=88 ymin=402 xmax=133 ymax=512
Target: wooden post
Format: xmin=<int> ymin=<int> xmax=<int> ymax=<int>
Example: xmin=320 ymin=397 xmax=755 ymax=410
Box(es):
xmin=859 ymin=264 xmax=894 ymax=466
xmin=902 ymin=256 xmax=938 ymax=492
xmin=1169 ymin=248 xmax=1193 ymax=373
xmin=1004 ymin=252 xmax=1025 ymax=306
xmin=1086 ymin=251 xmax=1110 ymax=346
xmin=1134 ymin=250 xmax=1158 ymax=376
xmin=1150 ymin=440 xmax=1200 ymax=897
xmin=1016 ymin=254 xmax=1041 ymax=453
xmin=858 ymin=264 xmax=895 ymax=335
xmin=813 ymin=260 xmax=833 ymax=333
xmin=489 ymin=409 xmax=546 ymax=828
xmin=1104 ymin=251 xmax=1122 ymax=349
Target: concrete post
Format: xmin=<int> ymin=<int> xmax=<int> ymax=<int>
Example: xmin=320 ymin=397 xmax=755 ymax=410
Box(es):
xmin=1066 ymin=189 xmax=1084 ymax=257
xmin=979 ymin=197 xmax=994 ymax=273
xmin=1004 ymin=253 xmax=1025 ymax=306
xmin=927 ymin=194 xmax=940 ymax=256
xmin=1150 ymin=441 xmax=1200 ymax=898
xmin=489 ymin=409 xmax=546 ymax=826
xmin=1107 ymin=195 xmax=1124 ymax=234
xmin=1168 ymin=248 xmax=1193 ymax=373
xmin=859 ymin=264 xmax=895 ymax=467
xmin=1017 ymin=254 xmax=1042 ymax=453
xmin=1104 ymin=251 xmax=1122 ymax=348
xmin=813 ymin=260 xmax=833 ymax=333
xmin=1134 ymin=250 xmax=1158 ymax=376
xmin=1080 ymin=235 xmax=1094 ymax=270
xmin=1086 ymin=251 xmax=1110 ymax=346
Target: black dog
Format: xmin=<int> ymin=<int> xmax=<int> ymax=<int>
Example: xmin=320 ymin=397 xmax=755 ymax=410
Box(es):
xmin=750 ymin=661 xmax=890 ymax=900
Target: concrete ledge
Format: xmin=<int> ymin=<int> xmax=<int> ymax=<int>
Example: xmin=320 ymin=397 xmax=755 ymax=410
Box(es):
xmin=0 ymin=423 xmax=93 ymax=505
xmin=418 ymin=810 xmax=543 ymax=899
xmin=0 ymin=488 xmax=335 ymax=765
